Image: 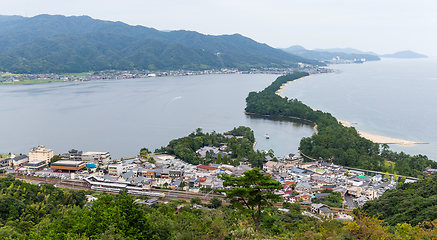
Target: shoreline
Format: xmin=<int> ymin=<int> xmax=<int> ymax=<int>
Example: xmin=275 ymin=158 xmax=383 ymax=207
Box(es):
xmin=275 ymin=75 xmax=310 ymax=96
xmin=276 ymin=75 xmax=427 ymax=147
xmin=338 ymin=120 xmax=427 ymax=146
xmin=245 ymin=112 xmax=318 ymax=133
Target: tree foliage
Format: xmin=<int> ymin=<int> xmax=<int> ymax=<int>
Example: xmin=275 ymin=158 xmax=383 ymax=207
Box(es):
xmin=1 ymin=176 xmax=437 ymax=239
xmin=218 ymin=167 xmax=283 ymax=232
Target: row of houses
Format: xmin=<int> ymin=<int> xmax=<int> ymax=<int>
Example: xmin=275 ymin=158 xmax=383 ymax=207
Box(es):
xmin=263 ymin=160 xmax=400 ymax=209
xmin=84 ymin=154 xmax=255 ymax=193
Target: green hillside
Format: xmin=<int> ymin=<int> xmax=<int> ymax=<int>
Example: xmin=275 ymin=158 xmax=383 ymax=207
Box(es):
xmin=362 ymin=175 xmax=437 ymax=226
xmin=0 ymin=15 xmax=323 ymax=73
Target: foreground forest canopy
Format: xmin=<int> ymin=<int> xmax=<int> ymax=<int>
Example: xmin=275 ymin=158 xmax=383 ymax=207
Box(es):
xmin=245 ymin=72 xmax=437 ymax=178
xmin=0 ymin=14 xmax=322 ymax=73
xmin=2 ymin=175 xmax=437 ymax=239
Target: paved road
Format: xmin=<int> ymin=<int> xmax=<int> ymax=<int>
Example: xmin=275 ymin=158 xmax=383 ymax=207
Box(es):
xmin=344 ymin=194 xmax=356 ymax=209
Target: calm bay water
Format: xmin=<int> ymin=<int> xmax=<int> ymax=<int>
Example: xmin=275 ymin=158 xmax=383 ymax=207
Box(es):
xmin=3 ymin=58 xmax=434 ymax=161
xmin=0 ymin=74 xmax=315 ymax=159
xmin=281 ymin=57 xmax=437 ymax=160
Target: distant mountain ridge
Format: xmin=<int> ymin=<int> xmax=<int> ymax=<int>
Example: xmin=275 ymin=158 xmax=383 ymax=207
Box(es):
xmin=285 ymin=46 xmax=428 ymax=61
xmin=0 ymin=14 xmax=323 ymax=74
xmin=313 ymin=47 xmax=379 ymax=56
xmin=282 ymin=45 xmax=380 ymax=62
xmin=380 ymin=50 xmax=428 ymax=58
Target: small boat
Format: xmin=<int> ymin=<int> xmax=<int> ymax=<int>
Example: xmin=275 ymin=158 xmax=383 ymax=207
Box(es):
xmin=265 ymin=134 xmax=269 ymax=139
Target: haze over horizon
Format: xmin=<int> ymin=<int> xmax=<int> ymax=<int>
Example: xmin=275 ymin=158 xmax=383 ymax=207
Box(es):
xmin=1 ymin=0 xmax=436 ymax=57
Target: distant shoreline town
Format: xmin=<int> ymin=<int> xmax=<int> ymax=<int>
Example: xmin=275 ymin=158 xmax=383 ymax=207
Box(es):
xmin=0 ymin=66 xmax=335 ymax=85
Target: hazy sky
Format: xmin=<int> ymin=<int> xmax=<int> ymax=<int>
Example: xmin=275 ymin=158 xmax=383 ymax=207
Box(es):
xmin=1 ymin=0 xmax=436 ymax=56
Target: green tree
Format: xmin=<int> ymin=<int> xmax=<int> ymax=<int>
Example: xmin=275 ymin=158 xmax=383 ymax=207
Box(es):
xmin=139 ymin=148 xmax=151 ymax=157
xmin=148 ymin=157 xmax=156 ymax=164
xmin=216 ymin=153 xmax=222 ymax=164
xmin=50 ymin=155 xmax=62 ymax=164
xmin=218 ymin=167 xmax=283 ymax=232
xmin=210 ymin=197 xmax=222 ymax=209
xmin=190 ymin=197 xmax=202 ymax=205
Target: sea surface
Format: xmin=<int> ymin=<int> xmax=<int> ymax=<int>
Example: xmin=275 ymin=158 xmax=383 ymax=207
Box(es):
xmin=0 ymin=74 xmax=315 ymax=159
xmin=280 ymin=57 xmax=437 ymax=160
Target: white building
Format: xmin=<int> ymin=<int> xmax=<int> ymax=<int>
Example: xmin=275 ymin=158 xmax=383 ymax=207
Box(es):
xmin=82 ymin=151 xmax=110 ymax=165
xmin=108 ymin=163 xmax=136 ymax=176
xmin=29 ymin=145 xmax=54 ymax=165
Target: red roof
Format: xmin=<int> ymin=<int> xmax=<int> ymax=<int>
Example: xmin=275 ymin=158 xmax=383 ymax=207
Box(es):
xmin=197 ymin=164 xmax=218 ymax=171
xmin=199 ymin=177 xmax=207 ymax=182
xmin=283 ymin=181 xmax=296 ymax=186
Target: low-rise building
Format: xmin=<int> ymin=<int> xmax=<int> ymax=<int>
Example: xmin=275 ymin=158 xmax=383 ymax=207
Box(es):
xmin=196 ymin=164 xmax=219 ymax=174
xmin=82 ymin=151 xmax=110 ymax=165
xmin=108 ymin=163 xmax=136 ymax=176
xmin=6 ymin=155 xmax=29 ymax=169
xmin=51 ymin=160 xmax=86 ymax=172
xmin=310 ymin=203 xmax=334 ymax=218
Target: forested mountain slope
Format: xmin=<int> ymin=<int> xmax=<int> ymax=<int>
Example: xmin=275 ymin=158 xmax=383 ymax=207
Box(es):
xmin=0 ymin=14 xmax=322 ymax=73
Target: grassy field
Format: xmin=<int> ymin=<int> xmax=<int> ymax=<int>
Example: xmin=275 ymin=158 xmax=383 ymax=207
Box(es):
xmin=0 ymin=72 xmax=92 ymax=85
xmin=61 ymin=72 xmax=91 ymax=77
xmin=0 ymin=78 xmax=66 ymax=85
xmin=384 ymin=160 xmax=396 ymax=172
xmin=0 ymin=154 xmax=11 ymax=159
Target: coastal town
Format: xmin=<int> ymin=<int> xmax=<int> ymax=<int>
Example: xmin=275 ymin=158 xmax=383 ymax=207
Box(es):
xmin=1 ymin=143 xmax=424 ymax=220
xmin=0 ymin=66 xmax=334 ymax=84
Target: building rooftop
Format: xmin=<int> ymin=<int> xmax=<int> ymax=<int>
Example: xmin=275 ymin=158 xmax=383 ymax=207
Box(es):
xmin=51 ymin=160 xmax=86 ymax=167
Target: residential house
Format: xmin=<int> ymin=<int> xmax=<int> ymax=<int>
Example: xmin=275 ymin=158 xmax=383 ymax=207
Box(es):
xmin=347 ymin=186 xmax=363 ymax=197
xmin=169 ymin=169 xmax=184 ymax=179
xmin=196 ymin=165 xmax=219 ymax=174
xmin=295 ymin=182 xmax=311 ymax=193
xmin=146 ymin=169 xmax=155 ymax=178
xmin=299 ymin=162 xmax=318 ymax=170
xmin=189 ymin=178 xmax=200 ymax=188
xmin=282 ymin=193 xmax=298 ymax=203
xmin=196 ymin=146 xmax=220 ymax=158
xmin=314 ymin=193 xmax=330 ymax=200
xmin=300 ymin=194 xmax=312 ymax=203
xmin=108 ymin=163 xmax=136 ymax=176
xmin=118 ymin=171 xmax=135 ymax=182
xmin=7 ymin=155 xmax=29 ymax=169
xmin=289 ymin=167 xmax=314 ymax=179
xmin=170 ymin=179 xmax=182 ymax=189
xmin=129 ymin=176 xmax=145 ymax=185
xmin=263 ymin=161 xmax=277 ymax=172
xmin=161 ymin=168 xmax=170 ymax=178
xmin=310 ymin=204 xmax=334 ymax=218
xmin=154 ymin=168 xmax=163 ymax=178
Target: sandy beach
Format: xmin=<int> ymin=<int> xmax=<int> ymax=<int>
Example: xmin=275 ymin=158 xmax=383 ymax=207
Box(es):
xmin=275 ymin=76 xmax=310 ymax=95
xmin=338 ymin=120 xmax=426 ymax=146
